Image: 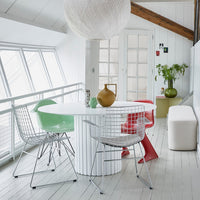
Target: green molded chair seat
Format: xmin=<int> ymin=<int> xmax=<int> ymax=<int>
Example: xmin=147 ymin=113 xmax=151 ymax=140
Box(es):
xmin=33 ymin=99 xmax=74 ymax=133
xmin=33 ymin=99 xmax=75 ymax=159
xmin=39 ymin=119 xmax=74 ymax=133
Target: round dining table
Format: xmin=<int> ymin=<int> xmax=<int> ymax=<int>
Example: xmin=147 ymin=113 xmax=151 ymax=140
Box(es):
xmin=39 ymin=101 xmax=157 ymax=176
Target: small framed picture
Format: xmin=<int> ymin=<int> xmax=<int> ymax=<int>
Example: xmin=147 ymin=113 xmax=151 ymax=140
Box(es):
xmin=163 ymin=47 xmax=168 ymax=53
xmin=159 ymin=43 xmax=164 ymax=49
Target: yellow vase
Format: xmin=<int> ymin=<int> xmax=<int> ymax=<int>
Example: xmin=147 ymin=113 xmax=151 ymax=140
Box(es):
xmin=97 ymin=84 xmax=117 ymax=107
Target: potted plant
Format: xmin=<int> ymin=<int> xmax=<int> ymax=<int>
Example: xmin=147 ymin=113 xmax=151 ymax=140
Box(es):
xmin=155 ymin=63 xmax=188 ymax=98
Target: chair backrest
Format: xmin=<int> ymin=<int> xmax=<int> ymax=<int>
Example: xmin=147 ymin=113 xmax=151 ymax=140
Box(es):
xmin=134 ymin=100 xmax=154 ymax=128
xmin=33 ymin=99 xmax=74 ymax=132
xmin=93 ymin=105 xmax=145 ymax=142
xmin=12 ymin=105 xmax=36 ymax=143
xmin=33 ymin=99 xmax=58 ymax=129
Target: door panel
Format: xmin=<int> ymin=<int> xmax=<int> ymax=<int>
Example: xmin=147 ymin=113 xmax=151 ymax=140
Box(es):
xmin=125 ymin=30 xmax=153 ymax=101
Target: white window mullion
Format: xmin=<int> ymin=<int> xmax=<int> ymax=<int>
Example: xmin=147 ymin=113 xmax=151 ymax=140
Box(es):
xmin=123 ymin=32 xmax=128 ymax=101
xmin=53 ymin=49 xmax=67 ymax=85
xmin=0 ymin=57 xmax=14 ymax=159
xmin=38 ymin=50 xmax=53 ymax=89
xmin=0 ymin=57 xmax=12 ymax=97
xmin=136 ymin=33 xmax=139 ymax=100
xmin=108 ymin=40 xmax=111 ymax=83
xmin=19 ymin=49 xmax=36 ymax=92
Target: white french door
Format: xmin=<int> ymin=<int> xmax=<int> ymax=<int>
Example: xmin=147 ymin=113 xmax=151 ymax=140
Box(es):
xmin=98 ymin=30 xmax=154 ymax=101
xmin=122 ymin=30 xmax=153 ymax=101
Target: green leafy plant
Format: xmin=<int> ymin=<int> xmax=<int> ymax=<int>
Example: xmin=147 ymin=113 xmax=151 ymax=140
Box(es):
xmin=155 ymin=63 xmax=188 ymax=84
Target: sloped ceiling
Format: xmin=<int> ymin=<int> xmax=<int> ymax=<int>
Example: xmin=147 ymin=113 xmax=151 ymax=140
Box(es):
xmin=0 ymin=0 xmax=67 ymax=33
xmin=0 ymin=0 xmax=193 ymax=33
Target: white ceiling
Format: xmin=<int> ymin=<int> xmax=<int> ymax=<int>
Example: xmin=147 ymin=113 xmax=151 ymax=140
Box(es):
xmin=0 ymin=0 xmax=67 ymax=33
xmin=0 ymin=0 xmax=193 ymax=33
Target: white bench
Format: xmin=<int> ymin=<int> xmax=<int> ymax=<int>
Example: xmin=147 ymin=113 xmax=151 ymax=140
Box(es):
xmin=168 ymin=105 xmax=197 ymax=150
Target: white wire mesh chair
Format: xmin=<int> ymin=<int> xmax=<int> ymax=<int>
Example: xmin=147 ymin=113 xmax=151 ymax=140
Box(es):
xmin=84 ymin=105 xmax=153 ymax=194
xmin=12 ymin=104 xmax=78 ymax=189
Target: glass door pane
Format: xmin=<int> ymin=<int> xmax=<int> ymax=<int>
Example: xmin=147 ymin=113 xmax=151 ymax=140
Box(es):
xmin=126 ymin=32 xmax=151 ymax=101
xmin=98 ymin=36 xmax=119 ymax=95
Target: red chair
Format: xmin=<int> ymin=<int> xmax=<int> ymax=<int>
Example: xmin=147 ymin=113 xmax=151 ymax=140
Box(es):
xmin=121 ymin=100 xmax=158 ymax=163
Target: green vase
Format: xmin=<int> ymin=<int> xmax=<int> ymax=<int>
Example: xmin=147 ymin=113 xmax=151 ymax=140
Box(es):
xmin=164 ymin=80 xmax=177 ymax=98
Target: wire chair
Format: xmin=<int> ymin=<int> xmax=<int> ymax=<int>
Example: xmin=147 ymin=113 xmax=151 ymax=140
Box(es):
xmin=12 ymin=104 xmax=78 ymax=189
xmin=84 ymin=105 xmax=153 ymax=194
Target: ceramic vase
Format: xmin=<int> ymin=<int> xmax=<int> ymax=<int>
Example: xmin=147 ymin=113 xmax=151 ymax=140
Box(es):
xmin=97 ymin=84 xmax=117 ymax=107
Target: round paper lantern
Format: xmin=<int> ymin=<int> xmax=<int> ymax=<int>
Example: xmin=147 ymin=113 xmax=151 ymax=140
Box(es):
xmin=64 ymin=0 xmax=131 ymax=40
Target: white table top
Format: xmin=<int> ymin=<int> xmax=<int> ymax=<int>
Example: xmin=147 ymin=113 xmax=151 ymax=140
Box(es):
xmin=38 ymin=101 xmax=156 ymax=116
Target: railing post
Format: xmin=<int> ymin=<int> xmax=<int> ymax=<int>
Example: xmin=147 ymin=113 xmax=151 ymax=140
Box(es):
xmin=61 ymin=88 xmax=64 ymax=103
xmin=39 ymin=93 xmax=44 ymax=100
xmin=11 ymin=100 xmax=15 ymax=160
xmin=0 ymin=82 xmax=83 ymax=165
xmin=77 ymin=84 xmax=79 ymax=102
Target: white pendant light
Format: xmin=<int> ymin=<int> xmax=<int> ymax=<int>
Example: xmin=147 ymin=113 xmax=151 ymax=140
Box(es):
xmin=64 ymin=0 xmax=131 ymax=40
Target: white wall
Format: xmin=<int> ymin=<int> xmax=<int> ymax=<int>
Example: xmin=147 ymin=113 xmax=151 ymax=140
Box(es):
xmin=56 ymin=30 xmax=86 ymax=85
xmin=127 ymin=1 xmax=193 ymax=99
xmin=82 ymin=2 xmax=194 ymax=101
xmin=193 ymin=41 xmax=200 ymax=150
xmin=85 ymin=40 xmax=99 ymax=97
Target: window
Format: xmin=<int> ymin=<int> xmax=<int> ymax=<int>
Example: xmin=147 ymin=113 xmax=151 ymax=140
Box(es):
xmin=0 ymin=48 xmax=66 ymax=98
xmin=99 ymin=36 xmax=119 ymax=92
xmin=42 ymin=51 xmax=65 ymax=87
xmin=0 ymin=50 xmax=32 ymax=96
xmin=0 ymin=44 xmax=67 ymax=162
xmin=24 ymin=51 xmax=50 ymax=91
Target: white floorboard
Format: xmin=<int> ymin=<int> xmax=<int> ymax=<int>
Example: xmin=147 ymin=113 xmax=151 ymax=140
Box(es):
xmin=0 ymin=118 xmax=199 ymax=200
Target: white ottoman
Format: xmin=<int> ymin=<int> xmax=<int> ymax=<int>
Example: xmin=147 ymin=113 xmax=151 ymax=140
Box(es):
xmin=168 ymin=105 xmax=197 ymax=150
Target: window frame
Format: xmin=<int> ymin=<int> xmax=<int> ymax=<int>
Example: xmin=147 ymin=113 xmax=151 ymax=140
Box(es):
xmin=0 ymin=42 xmax=67 ymax=160
xmin=0 ymin=44 xmax=67 ymax=98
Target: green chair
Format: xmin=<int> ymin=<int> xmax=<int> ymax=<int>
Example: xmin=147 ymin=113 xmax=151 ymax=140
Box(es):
xmin=33 ymin=99 xmax=75 ymax=162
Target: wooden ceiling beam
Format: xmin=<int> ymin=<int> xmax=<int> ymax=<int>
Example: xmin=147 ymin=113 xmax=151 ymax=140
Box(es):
xmin=131 ymin=2 xmax=194 ymax=41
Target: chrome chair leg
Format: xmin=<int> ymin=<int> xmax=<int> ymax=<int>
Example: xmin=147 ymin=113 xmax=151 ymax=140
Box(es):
xmin=47 ymin=142 xmax=54 ymax=166
xmin=61 ymin=141 xmax=78 ymax=181
xmin=89 ymin=142 xmax=99 ymax=180
xmin=64 ymin=132 xmax=75 ymax=156
xmin=89 ymin=142 xmax=104 ymax=194
xmin=62 ymin=141 xmax=75 ymax=157
xmin=138 ymin=142 xmax=153 ymax=190
xmin=38 ymin=143 xmax=49 ymax=159
xmin=13 ymin=144 xmax=56 ymax=180
xmin=30 ymin=141 xmax=77 ymax=189
xmin=100 ymin=144 xmax=106 ymax=194
xmin=30 ymin=144 xmax=42 ymax=189
xmin=58 ymin=141 xmax=61 ymax=156
xmin=133 ymin=145 xmax=139 ymax=177
xmin=13 ymin=142 xmax=28 ymax=178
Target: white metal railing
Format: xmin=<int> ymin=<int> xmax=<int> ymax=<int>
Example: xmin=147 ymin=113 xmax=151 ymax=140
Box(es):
xmin=0 ymin=82 xmax=84 ymax=166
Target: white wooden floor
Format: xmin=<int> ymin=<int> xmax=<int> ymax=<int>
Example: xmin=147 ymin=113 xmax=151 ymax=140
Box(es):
xmin=0 ymin=118 xmax=200 ymax=200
